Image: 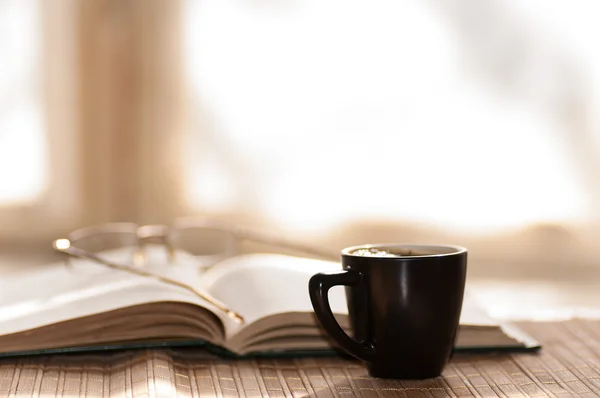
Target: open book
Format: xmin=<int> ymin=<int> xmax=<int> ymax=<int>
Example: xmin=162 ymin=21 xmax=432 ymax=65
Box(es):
xmin=0 ymin=248 xmax=539 ymax=357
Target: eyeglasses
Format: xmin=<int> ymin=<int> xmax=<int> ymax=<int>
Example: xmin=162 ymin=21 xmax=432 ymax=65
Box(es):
xmin=52 ymin=218 xmax=339 ymax=324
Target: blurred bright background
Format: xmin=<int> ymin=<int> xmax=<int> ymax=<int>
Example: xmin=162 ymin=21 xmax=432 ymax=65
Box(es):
xmin=1 ymin=0 xmax=600 ymax=280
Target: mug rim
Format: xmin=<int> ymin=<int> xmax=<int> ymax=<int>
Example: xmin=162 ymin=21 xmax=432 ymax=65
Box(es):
xmin=341 ymin=243 xmax=467 ymax=258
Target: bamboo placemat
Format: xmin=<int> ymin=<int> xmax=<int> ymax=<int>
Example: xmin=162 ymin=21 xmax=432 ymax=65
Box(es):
xmin=1 ymin=319 xmax=599 ymax=397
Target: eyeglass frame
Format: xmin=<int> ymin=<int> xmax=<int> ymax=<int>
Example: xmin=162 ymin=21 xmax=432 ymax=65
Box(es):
xmin=52 ymin=217 xmax=339 ymax=324
xmin=59 ymin=217 xmax=337 ymax=268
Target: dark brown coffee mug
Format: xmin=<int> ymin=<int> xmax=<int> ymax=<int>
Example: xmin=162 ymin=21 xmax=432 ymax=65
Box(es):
xmin=308 ymin=244 xmax=467 ymax=379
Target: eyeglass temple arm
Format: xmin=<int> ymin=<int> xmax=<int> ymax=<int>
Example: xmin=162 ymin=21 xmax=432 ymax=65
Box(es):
xmin=231 ymin=227 xmax=340 ymax=261
xmin=53 ymin=240 xmax=245 ymax=324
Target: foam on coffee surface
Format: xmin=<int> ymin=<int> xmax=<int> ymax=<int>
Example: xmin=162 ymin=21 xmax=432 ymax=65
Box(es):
xmin=351 ymin=248 xmax=403 ymax=257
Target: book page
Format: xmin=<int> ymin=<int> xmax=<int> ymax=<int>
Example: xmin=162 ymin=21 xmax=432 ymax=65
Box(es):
xmin=200 ymin=254 xmax=351 ymax=337
xmin=459 ymin=290 xmax=498 ymax=326
xmin=0 ymin=246 xmax=228 ymax=337
xmin=200 ymin=253 xmax=501 ymax=338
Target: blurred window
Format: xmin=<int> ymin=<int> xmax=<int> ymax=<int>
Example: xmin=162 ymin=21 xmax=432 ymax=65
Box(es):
xmin=0 ymin=0 xmax=78 ymax=246
xmin=1 ymin=0 xmax=599 ymax=273
xmin=183 ymin=0 xmax=600 ymax=237
xmin=0 ymin=0 xmax=47 ymax=205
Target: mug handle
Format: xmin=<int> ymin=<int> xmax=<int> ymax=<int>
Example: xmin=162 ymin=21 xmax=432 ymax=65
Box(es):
xmin=308 ymin=270 xmax=376 ymax=362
